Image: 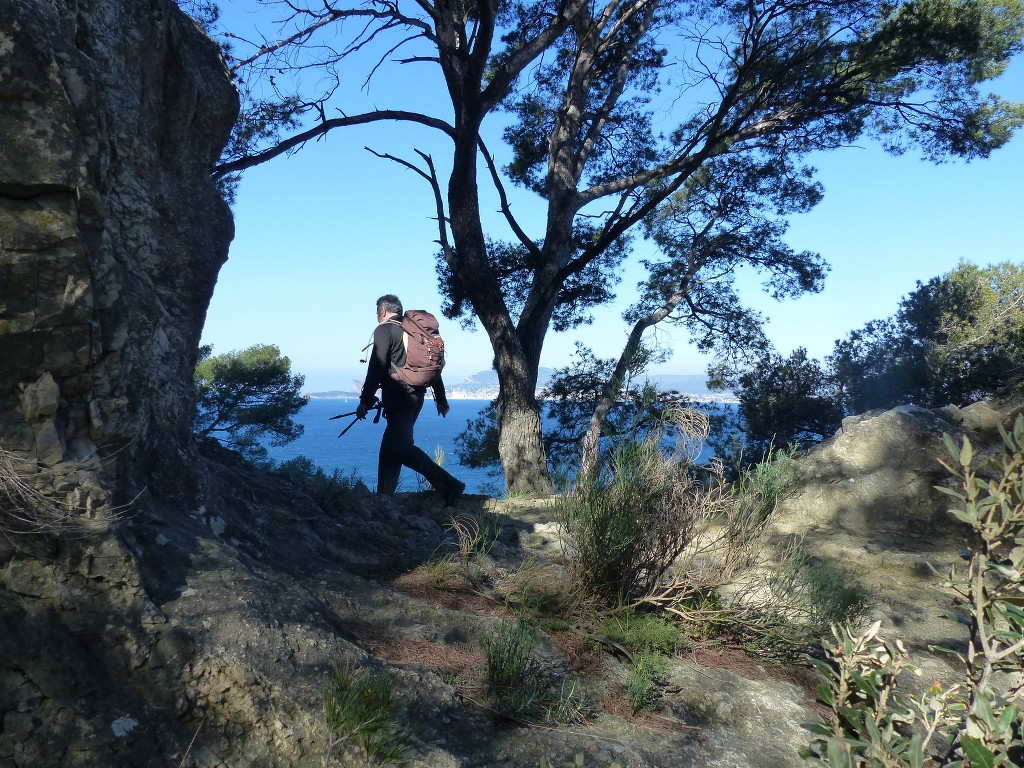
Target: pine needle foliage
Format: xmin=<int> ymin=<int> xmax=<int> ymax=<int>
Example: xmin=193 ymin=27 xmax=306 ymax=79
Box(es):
xmin=558 ymin=424 xmax=711 ymax=607
xmin=323 ymin=660 xmax=411 ymax=765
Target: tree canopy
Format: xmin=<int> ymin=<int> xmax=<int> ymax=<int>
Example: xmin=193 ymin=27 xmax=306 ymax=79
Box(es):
xmin=193 ymin=344 xmax=308 ymax=463
xmin=710 ymin=347 xmax=843 ymax=467
xmin=715 ymin=261 xmax=1024 ymax=467
xmin=830 ymin=260 xmax=1024 ymax=411
xmin=195 ymin=0 xmax=1024 ymax=492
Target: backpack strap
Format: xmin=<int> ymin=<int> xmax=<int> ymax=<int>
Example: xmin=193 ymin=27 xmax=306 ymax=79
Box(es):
xmin=384 ymin=317 xmax=408 ymax=353
xmin=360 ymin=319 xmax=396 ymax=361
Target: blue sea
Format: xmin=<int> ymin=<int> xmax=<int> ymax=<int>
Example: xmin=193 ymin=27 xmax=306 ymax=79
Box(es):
xmin=265 ymin=397 xmax=501 ymax=494
xmin=267 ymin=397 xmax=731 ymax=495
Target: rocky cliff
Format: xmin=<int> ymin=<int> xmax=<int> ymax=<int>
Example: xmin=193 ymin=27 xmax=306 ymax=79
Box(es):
xmin=0 ymin=0 xmax=237 ymax=505
xmin=0 ymin=2 xmax=238 ymax=762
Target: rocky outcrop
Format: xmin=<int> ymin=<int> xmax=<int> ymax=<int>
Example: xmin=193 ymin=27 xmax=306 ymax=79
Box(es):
xmin=0 ymin=0 xmax=237 ymax=504
xmin=0 ymin=2 xmax=238 ymax=761
xmin=769 ymin=393 xmax=1022 ymax=683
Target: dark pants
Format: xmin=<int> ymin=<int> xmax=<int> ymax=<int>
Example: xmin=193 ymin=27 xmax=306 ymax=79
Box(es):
xmin=377 ymin=388 xmax=459 ymax=495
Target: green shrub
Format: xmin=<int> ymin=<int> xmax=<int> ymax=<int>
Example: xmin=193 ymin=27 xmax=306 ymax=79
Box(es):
xmin=484 ymin=619 xmax=546 ymax=720
xmin=626 ymin=651 xmax=667 ymax=715
xmin=426 ymin=554 xmax=460 ymax=589
xmin=801 ymin=558 xmax=871 ymax=632
xmin=323 ymin=660 xmax=411 ymax=765
xmin=276 ymin=456 xmax=359 ymax=515
xmin=499 ymin=556 xmax=578 ymax=621
xmin=603 ymin=609 xmax=681 ymax=655
xmin=721 ymin=444 xmax=798 ymax=568
xmin=803 ymin=620 xmax=958 ymax=766
xmin=543 ymin=679 xmax=591 ymax=726
xmin=446 ymin=509 xmax=503 ymax=561
xmin=557 ymin=421 xmax=861 ymax=660
xmin=558 ymin=430 xmax=713 ymax=606
xmin=733 ymin=551 xmax=870 ymax=658
xmin=483 ymin=619 xmax=589 ymax=724
xmin=730 ymin=445 xmax=797 ymax=529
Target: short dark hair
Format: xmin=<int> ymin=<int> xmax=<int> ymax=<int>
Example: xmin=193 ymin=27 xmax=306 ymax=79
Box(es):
xmin=376 ymin=294 xmax=403 ymax=316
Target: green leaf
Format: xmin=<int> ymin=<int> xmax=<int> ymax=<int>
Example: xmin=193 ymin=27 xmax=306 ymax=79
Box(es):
xmin=803 ymin=722 xmax=837 ymax=738
xmin=908 ymin=732 xmax=924 ymax=768
xmin=952 ymin=510 xmax=981 ymax=526
xmin=817 ymin=685 xmax=836 ymax=707
xmin=973 ymin=692 xmax=997 ymax=728
xmin=837 ymin=705 xmax=863 ymax=731
xmin=961 ymin=438 xmax=974 ymax=467
xmin=943 ymin=433 xmax=960 ymax=460
xmin=825 ymin=738 xmax=857 ymax=768
xmin=864 ymin=715 xmax=884 ymax=746
xmin=997 ymin=702 xmax=1019 ymax=730
xmin=960 ymin=735 xmax=996 ymax=768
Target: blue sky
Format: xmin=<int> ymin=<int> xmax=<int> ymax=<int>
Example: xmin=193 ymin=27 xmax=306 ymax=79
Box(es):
xmin=200 ymin=4 xmax=1024 ymax=393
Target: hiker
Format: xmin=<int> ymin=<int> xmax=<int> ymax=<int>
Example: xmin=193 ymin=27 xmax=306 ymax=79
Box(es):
xmin=356 ymin=294 xmax=466 ymax=504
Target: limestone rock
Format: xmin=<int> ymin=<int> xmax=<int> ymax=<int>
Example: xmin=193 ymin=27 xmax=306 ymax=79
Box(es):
xmin=776 ymin=404 xmax=966 ymax=534
xmin=769 ymin=397 xmax=1021 ymax=689
xmin=0 ymin=0 xmax=237 ymax=502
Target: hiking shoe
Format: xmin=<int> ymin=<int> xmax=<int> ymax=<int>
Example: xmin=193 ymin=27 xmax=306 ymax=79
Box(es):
xmin=442 ymin=480 xmax=466 ymax=507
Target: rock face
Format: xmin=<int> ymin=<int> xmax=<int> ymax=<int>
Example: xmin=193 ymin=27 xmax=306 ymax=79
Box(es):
xmin=0 ymin=0 xmax=237 ymax=503
xmin=774 ymin=404 xmax=973 ymax=535
xmin=769 ymin=395 xmax=1022 ymax=686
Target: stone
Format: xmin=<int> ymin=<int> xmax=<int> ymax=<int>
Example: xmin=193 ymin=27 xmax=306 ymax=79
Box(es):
xmin=957 ymin=400 xmax=1005 ymax=433
xmin=19 ymin=372 xmax=59 ymax=422
xmin=33 ymin=420 xmax=64 ymax=467
xmin=0 ymin=0 xmax=238 ymax=503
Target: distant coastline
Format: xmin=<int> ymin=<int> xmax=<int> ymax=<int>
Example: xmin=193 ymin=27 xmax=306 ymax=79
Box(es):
xmin=304 ymin=391 xmax=496 ymax=400
xmin=306 ymin=370 xmax=737 ymax=403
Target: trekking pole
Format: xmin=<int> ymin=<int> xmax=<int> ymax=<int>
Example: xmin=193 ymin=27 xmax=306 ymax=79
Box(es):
xmin=329 ymin=398 xmax=382 ymax=438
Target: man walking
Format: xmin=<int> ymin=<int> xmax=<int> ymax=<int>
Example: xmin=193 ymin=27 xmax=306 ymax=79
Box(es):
xmin=356 ymin=294 xmax=466 ymax=504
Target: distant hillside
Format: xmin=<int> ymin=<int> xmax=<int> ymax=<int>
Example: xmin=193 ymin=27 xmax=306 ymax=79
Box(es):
xmin=431 ymin=369 xmax=716 ymax=399
xmin=447 ymin=368 xmax=554 ymax=398
xmin=307 ymin=370 xmax=717 ymax=399
xmin=645 ymin=374 xmax=713 ymax=395
xmin=305 ymin=390 xmax=359 ymax=399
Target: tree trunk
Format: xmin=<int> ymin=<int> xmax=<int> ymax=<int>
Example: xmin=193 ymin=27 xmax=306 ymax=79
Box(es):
xmin=580 ymin=289 xmax=685 ymax=478
xmin=497 ymin=389 xmax=555 ymax=495
xmin=443 ymin=85 xmax=556 ymax=494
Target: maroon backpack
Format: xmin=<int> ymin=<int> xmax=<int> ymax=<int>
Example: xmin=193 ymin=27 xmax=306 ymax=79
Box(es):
xmin=389 ymin=310 xmax=446 ymax=388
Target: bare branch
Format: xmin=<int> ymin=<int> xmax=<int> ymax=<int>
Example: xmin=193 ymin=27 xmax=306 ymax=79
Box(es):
xmin=416 ymin=149 xmax=457 ymax=268
xmin=227 ymin=9 xmax=351 ymax=73
xmin=365 ymin=147 xmax=456 ymax=266
xmin=477 ymin=139 xmax=542 ymax=259
xmin=212 ymin=110 xmax=455 ymax=178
